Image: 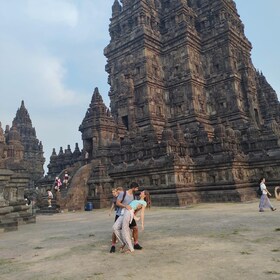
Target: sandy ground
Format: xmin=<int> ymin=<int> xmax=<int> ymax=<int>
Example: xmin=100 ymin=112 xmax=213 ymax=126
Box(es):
xmin=1 ymin=200 xmax=280 ymax=280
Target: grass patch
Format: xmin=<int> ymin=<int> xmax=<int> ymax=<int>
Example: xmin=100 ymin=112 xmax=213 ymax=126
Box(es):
xmin=252 ymin=237 xmax=267 ymax=243
xmin=265 ymin=271 xmax=280 ymax=275
xmin=34 ymin=246 xmax=44 ymax=250
xmin=167 ymin=260 xmax=181 ymax=264
xmin=68 ymin=243 xmax=97 ymax=255
xmin=124 ymin=273 xmax=135 ymax=278
xmin=0 ymin=258 xmax=29 ymax=275
xmin=271 ymin=249 xmax=280 ymax=252
xmin=0 ymin=259 xmax=14 ymax=266
xmin=207 ymin=228 xmax=249 ymax=239
xmin=43 ymin=251 xmax=70 ymax=261
xmin=43 ymin=236 xmax=71 ymax=242
xmin=240 ymin=251 xmax=251 ymax=255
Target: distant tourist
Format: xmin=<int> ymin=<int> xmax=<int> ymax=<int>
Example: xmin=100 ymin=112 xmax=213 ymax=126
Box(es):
xmin=63 ymin=171 xmax=69 ymax=188
xmin=109 ymin=187 xmax=123 ymax=216
xmin=259 ymin=177 xmax=276 ymax=212
xmin=109 ymin=187 xmax=124 ymax=248
xmin=85 ymin=151 xmax=89 ymax=164
xmin=274 ymin=186 xmax=280 ymax=200
xmin=24 ymin=194 xmax=31 ymax=206
xmin=113 ymin=190 xmax=151 ymax=253
xmin=109 ymin=188 xmax=118 ymax=216
xmin=54 ymin=177 xmax=62 ymax=192
xmin=47 ymin=189 xmax=53 ymax=208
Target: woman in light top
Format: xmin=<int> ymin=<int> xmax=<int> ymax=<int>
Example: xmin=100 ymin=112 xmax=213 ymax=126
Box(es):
xmin=113 ymin=190 xmax=151 ymax=253
xmin=259 ymin=177 xmax=276 ymax=212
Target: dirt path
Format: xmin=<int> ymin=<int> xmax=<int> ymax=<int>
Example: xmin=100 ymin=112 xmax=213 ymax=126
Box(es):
xmin=1 ymin=200 xmax=280 ymax=280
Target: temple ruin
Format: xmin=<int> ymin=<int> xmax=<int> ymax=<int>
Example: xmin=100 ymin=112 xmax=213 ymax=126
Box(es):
xmin=45 ymin=0 xmax=280 ymax=209
xmin=0 ymin=101 xmax=45 ymax=231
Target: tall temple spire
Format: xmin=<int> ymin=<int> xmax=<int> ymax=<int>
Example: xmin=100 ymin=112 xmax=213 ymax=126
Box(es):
xmin=12 ymin=101 xmax=45 ymax=183
xmin=112 ymin=0 xmax=122 ymax=17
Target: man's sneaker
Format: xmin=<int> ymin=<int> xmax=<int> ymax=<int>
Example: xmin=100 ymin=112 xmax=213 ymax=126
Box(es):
xmin=134 ymin=243 xmax=142 ymax=250
xmin=110 ymin=246 xmax=115 ymax=253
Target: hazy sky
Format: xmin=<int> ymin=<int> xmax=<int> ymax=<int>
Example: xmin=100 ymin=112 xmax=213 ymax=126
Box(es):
xmin=0 ymin=0 xmax=279 ymax=174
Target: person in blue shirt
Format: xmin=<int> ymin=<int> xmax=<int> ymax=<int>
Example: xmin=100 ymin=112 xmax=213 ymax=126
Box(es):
xmin=113 ymin=190 xmax=151 ymax=253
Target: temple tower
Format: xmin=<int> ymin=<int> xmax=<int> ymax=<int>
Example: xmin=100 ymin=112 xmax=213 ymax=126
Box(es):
xmin=100 ymin=0 xmax=280 ymax=205
xmin=41 ymin=0 xmax=280 ymax=208
xmin=105 ymin=0 xmax=167 ymax=139
xmin=13 ymin=101 xmax=45 ymax=183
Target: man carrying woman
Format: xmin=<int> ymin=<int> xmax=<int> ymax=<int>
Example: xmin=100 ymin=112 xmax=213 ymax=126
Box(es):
xmin=110 ymin=182 xmax=142 ymax=253
xmin=113 ymin=189 xmax=151 ymax=253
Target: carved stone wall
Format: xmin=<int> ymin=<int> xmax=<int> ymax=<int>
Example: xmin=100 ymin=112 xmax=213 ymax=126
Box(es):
xmin=44 ymin=0 xmax=280 ymax=208
xmin=0 ymin=169 xmax=35 ymax=232
xmin=99 ymin=0 xmax=280 ymax=206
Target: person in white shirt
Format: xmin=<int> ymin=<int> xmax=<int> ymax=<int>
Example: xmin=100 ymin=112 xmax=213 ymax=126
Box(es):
xmin=259 ymin=177 xmax=276 ymax=212
xmin=47 ymin=189 xmax=53 ymax=208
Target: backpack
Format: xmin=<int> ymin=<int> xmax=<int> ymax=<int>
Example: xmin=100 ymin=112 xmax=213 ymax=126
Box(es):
xmin=256 ymin=186 xmax=262 ymax=196
xmin=121 ymin=190 xmax=127 ymax=203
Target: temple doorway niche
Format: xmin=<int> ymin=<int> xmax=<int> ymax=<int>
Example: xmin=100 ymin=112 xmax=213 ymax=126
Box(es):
xmin=254 ymin=108 xmax=260 ymax=127
xmin=122 ymin=115 xmax=129 ymax=130
xmin=84 ymin=139 xmax=93 ymax=159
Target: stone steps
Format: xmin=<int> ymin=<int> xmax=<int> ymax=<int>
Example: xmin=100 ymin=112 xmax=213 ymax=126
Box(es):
xmin=0 ymin=218 xmax=18 ymax=232
xmin=36 ymin=207 xmax=60 ymax=215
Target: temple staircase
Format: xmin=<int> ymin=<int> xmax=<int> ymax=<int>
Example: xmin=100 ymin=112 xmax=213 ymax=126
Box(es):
xmin=55 ymin=163 xmax=93 ymax=211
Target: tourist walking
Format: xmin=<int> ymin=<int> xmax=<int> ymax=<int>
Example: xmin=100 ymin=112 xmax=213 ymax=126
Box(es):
xmin=47 ymin=189 xmax=53 ymax=208
xmin=54 ymin=177 xmax=62 ymax=192
xmin=259 ymin=177 xmax=276 ymax=212
xmin=109 ymin=182 xmax=142 ymax=253
xmin=113 ymin=190 xmax=151 ymax=253
xmin=63 ymin=171 xmax=69 ymax=188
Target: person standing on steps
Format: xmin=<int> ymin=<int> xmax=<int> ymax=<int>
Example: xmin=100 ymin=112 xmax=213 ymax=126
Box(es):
xmin=47 ymin=189 xmax=53 ymax=208
xmin=63 ymin=171 xmax=69 ymax=189
xmin=109 ymin=182 xmax=142 ymax=253
xmin=259 ymin=177 xmax=276 ymax=212
xmin=54 ymin=177 xmax=62 ymax=192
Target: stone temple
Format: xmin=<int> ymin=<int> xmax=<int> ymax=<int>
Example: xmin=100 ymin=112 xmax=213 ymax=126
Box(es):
xmin=2 ymin=0 xmax=279 ymax=225
xmin=42 ymin=0 xmax=280 ymax=209
xmin=0 ymin=101 xmax=45 ymax=231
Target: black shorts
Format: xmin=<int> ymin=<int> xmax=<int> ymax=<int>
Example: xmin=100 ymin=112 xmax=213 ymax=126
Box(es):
xmin=114 ymin=215 xmax=137 ymax=228
xmin=129 ymin=218 xmax=137 ymax=228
